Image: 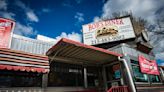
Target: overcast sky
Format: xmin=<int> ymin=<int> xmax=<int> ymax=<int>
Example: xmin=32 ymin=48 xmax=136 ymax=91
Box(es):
xmin=0 ymin=0 xmax=164 ymax=65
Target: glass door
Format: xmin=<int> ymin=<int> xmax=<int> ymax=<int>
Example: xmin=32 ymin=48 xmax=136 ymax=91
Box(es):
xmin=104 ymin=63 xmax=122 ymax=89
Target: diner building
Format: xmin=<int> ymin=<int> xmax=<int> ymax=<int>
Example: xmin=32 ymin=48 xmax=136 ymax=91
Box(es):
xmin=46 ymin=16 xmax=164 ymax=92
xmin=0 ymin=18 xmax=50 ymax=92
xmin=0 ymin=34 xmax=52 ymax=92
xmin=0 ymin=16 xmax=164 ymax=92
xmin=46 ymin=38 xmax=164 ymax=92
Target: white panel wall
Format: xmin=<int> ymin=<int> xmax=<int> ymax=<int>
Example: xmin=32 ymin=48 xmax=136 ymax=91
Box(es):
xmin=10 ymin=34 xmax=54 ymax=55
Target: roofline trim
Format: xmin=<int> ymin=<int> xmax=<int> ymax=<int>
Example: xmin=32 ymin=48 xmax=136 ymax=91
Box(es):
xmin=46 ymin=38 xmax=122 ymax=57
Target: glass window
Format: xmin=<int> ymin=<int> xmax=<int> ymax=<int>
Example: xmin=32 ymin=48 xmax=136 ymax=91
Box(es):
xmin=106 ymin=64 xmax=121 ymax=81
xmin=131 ymin=60 xmax=139 ymax=65
xmin=105 ymin=64 xmax=121 ymax=88
xmin=150 ymin=75 xmax=161 ymax=83
xmin=87 ymin=66 xmax=100 ymax=87
xmin=114 ymin=70 xmax=121 ymax=79
xmin=48 ymin=62 xmax=84 ymax=87
xmin=0 ymin=70 xmax=42 ymax=87
xmin=132 ymin=65 xmax=148 ymax=82
xmin=131 ymin=60 xmax=161 ymax=83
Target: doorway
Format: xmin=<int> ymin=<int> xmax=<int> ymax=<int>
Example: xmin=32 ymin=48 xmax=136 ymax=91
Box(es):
xmin=103 ymin=63 xmax=122 ymax=90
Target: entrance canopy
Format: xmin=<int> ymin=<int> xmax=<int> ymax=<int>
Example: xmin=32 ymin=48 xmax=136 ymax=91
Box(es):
xmin=47 ymin=38 xmax=122 ymax=65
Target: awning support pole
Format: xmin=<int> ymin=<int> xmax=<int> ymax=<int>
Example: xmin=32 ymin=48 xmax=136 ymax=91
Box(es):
xmin=84 ymin=67 xmax=88 ymax=88
xmin=42 ymin=73 xmax=48 ymax=88
xmin=118 ymin=54 xmax=136 ymax=92
xmin=102 ymin=66 xmax=108 ymax=91
xmin=160 ymin=67 xmax=164 ymax=81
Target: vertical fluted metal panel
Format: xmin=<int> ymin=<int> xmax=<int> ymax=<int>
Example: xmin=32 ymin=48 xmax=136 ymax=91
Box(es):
xmin=10 ymin=34 xmax=54 ymax=55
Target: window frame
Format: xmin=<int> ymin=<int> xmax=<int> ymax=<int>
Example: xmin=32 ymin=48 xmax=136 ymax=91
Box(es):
xmin=130 ymin=57 xmax=163 ymax=85
xmin=0 ymin=70 xmax=42 ymax=87
xmin=48 ymin=62 xmax=84 ymax=87
xmin=131 ymin=62 xmax=149 ymax=83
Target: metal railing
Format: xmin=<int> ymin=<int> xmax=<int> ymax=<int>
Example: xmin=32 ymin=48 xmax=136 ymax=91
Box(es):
xmin=107 ymin=86 xmax=129 ymax=92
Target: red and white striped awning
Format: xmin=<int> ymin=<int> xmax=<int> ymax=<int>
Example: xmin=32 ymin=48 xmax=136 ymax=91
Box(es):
xmin=0 ymin=64 xmax=49 ymax=73
xmin=0 ymin=48 xmax=49 ymax=73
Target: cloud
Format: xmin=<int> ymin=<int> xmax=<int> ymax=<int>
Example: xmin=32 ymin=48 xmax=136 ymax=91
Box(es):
xmin=42 ymin=8 xmax=51 ymax=13
xmin=93 ymin=16 xmax=101 ymax=22
xmin=160 ymin=61 xmax=164 ymax=66
xmin=75 ymin=12 xmax=84 ymax=22
xmin=74 ymin=12 xmax=84 ymax=27
xmin=15 ymin=0 xmax=26 ymax=10
xmin=26 ymin=11 xmax=39 ymax=22
xmin=54 ymin=32 xmax=82 ymax=43
xmin=151 ymin=35 xmax=164 ymax=58
xmin=0 ymin=0 xmax=38 ymax=37
xmin=156 ymin=53 xmax=164 ymax=66
xmin=38 ymin=32 xmax=82 ymax=44
xmin=0 ymin=0 xmax=7 ymax=10
xmin=14 ymin=22 xmax=37 ymax=36
xmin=94 ymin=0 xmax=164 ymax=60
xmin=62 ymin=0 xmax=73 ymax=8
xmin=0 ymin=0 xmax=15 ymax=19
xmin=94 ymin=0 xmax=164 ymax=24
xmin=156 ymin=53 xmax=164 ymax=61
xmin=15 ymin=0 xmax=39 ymax=22
xmin=0 ymin=11 xmax=15 ymax=20
xmin=75 ymin=0 xmax=82 ymax=4
xmin=62 ymin=0 xmax=82 ymax=7
xmin=12 ymin=0 xmax=38 ymax=36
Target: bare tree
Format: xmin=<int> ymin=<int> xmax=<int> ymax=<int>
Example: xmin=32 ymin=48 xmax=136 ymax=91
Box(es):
xmin=101 ymin=11 xmax=154 ymax=54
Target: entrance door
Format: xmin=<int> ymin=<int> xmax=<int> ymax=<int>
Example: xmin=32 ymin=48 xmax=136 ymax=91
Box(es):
xmin=103 ymin=63 xmax=122 ymax=90
xmin=86 ymin=66 xmax=103 ymax=91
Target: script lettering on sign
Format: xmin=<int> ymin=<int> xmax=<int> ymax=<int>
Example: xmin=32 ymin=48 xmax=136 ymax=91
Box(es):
xmin=82 ymin=17 xmax=135 ymax=45
xmin=138 ymin=55 xmax=159 ymax=75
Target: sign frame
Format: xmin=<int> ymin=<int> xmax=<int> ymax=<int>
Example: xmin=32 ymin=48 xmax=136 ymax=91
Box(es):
xmin=82 ymin=17 xmax=135 ymax=45
xmin=138 ymin=55 xmax=159 ymax=75
xmin=0 ymin=18 xmax=15 ymax=48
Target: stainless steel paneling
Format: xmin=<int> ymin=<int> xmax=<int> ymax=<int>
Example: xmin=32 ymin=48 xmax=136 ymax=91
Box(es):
xmin=0 ymin=54 xmax=48 ymax=63
xmin=10 ymin=34 xmax=54 ymax=55
xmin=0 ymin=60 xmax=49 ymax=68
xmin=108 ymin=43 xmax=155 ymax=60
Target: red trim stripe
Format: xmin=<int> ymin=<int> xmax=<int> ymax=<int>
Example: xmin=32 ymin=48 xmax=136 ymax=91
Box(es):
xmin=47 ymin=38 xmax=122 ymax=57
xmin=0 ymin=48 xmax=48 ymax=60
xmin=0 ymin=64 xmax=49 ymax=73
xmin=0 ymin=57 xmax=49 ymax=66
